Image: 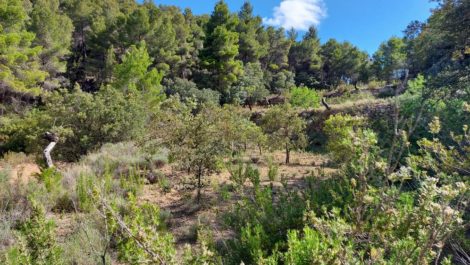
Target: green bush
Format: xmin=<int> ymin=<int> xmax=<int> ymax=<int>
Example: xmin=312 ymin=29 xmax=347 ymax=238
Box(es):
xmin=3 ymin=200 xmax=63 ymax=265
xmin=107 ymin=194 xmax=176 ymax=264
xmin=0 ymin=87 xmax=151 ymax=161
xmin=76 ymin=174 xmax=95 ymax=212
xmin=164 ymin=78 xmax=221 ymax=106
xmin=158 ymin=175 xmax=172 ymax=193
xmin=282 ymin=226 xmax=356 ymax=264
xmin=223 ymin=186 xmax=306 ymax=264
xmin=323 ymin=114 xmax=367 ymax=163
xmin=35 ymin=168 xmax=62 ymax=193
xmin=267 ymin=158 xmax=279 ymax=183
xmin=288 ymin=86 xmax=320 ymax=108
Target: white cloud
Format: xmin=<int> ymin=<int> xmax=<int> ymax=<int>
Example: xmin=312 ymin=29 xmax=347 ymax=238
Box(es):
xmin=263 ymin=0 xmax=327 ymax=31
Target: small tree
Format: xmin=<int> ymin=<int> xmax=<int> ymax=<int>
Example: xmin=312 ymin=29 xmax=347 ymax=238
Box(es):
xmin=166 ymin=105 xmax=232 ymax=202
xmin=261 ymin=104 xmax=307 ymax=164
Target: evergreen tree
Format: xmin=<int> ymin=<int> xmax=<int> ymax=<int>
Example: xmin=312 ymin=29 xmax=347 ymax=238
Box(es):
xmin=260 ymin=26 xmax=291 ymax=71
xmin=112 ymin=43 xmax=164 ymax=101
xmin=29 ymin=0 xmax=74 ymax=89
xmin=288 ymin=26 xmax=322 ymax=87
xmin=0 ymin=0 xmax=47 ymax=96
xmin=237 ymin=1 xmax=264 ymax=63
xmin=321 ymin=39 xmax=369 ymax=88
xmin=200 ymin=1 xmax=243 ymax=101
xmin=372 ymin=37 xmax=407 ymax=83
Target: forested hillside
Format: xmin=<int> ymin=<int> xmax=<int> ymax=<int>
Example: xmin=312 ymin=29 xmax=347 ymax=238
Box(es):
xmin=0 ymin=0 xmax=469 ymax=264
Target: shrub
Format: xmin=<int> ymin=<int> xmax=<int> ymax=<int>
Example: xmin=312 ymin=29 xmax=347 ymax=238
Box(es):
xmin=158 ymin=175 xmax=172 ymax=193
xmin=227 ymin=161 xmax=247 ymax=192
xmin=164 ymin=78 xmax=221 ymax=106
xmin=323 ymin=114 xmax=367 ymax=163
xmin=3 ymin=200 xmax=63 ymax=265
xmin=75 ymin=174 xmax=96 ymax=212
xmin=0 ymin=87 xmax=151 ymax=161
xmin=61 ymin=220 xmax=110 ymax=265
xmin=35 ymin=168 xmax=62 ymax=193
xmin=105 ymin=194 xmax=176 ymax=264
xmin=282 ymin=226 xmax=356 ymax=264
xmin=288 ymin=86 xmax=320 ymax=109
xmin=223 ymin=186 xmax=306 ymax=264
xmin=267 ymin=158 xmax=279 ymax=183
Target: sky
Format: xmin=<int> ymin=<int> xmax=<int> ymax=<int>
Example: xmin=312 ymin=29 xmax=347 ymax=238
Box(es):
xmin=153 ymin=0 xmax=437 ymax=55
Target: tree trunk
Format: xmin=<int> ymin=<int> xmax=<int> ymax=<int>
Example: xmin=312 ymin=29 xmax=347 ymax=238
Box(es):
xmin=44 ymin=141 xmax=57 ymax=168
xmin=196 ymin=166 xmax=202 ymax=203
xmin=285 ymin=144 xmax=290 ymax=164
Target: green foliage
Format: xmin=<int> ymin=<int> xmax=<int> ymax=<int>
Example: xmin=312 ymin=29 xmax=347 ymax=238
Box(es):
xmin=267 ymin=158 xmax=278 ymax=183
xmin=164 ymin=78 xmax=221 ymax=106
xmin=324 ymin=114 xmax=367 ymax=163
xmin=223 ymin=186 xmax=306 ymax=264
xmin=3 ymin=200 xmax=63 ymax=265
xmin=0 ymin=0 xmax=47 ymax=95
xmin=159 ymin=102 xmax=264 ymax=201
xmin=222 ymin=109 xmax=468 ymax=264
xmin=0 ymin=86 xmax=151 ymax=160
xmin=0 ymin=1 xmax=469 ymax=264
xmin=261 ymin=104 xmax=307 ymax=164
xmin=288 ymin=86 xmax=320 ymax=108
xmin=201 ymin=1 xmax=243 ymax=98
xmin=61 ymin=219 xmax=111 ymax=265
xmin=35 ymin=168 xmax=62 ymax=193
xmin=320 ymin=39 xmax=369 ymax=88
xmin=406 ymin=0 xmax=470 ymax=93
xmin=163 ymin=104 xmax=233 ymax=201
xmin=289 ymin=27 xmax=322 ymax=88
xmin=112 ymin=43 xmax=166 ymax=109
xmin=282 ymin=226 xmax=356 ymax=264
xmin=29 ymin=0 xmax=74 ymax=87
xmin=106 ymin=194 xmax=176 ymax=264
xmin=237 ymin=2 xmax=265 ymax=64
xmin=231 ymin=62 xmax=268 ymax=108
xmin=372 ymin=37 xmax=407 ymax=82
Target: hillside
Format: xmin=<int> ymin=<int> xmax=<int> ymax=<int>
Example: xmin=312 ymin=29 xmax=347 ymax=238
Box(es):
xmin=0 ymin=0 xmax=469 ymax=264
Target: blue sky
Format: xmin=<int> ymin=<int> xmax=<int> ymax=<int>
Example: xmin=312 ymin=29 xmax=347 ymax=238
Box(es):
xmin=153 ymin=0 xmax=436 ymax=54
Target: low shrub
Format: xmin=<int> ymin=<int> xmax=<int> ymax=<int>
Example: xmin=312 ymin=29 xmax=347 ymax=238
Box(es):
xmin=288 ymin=86 xmax=320 ymax=109
xmin=2 ymin=200 xmax=63 ymax=265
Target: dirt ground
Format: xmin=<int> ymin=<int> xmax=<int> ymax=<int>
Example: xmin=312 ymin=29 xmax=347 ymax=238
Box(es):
xmin=139 ymin=150 xmax=335 ymax=250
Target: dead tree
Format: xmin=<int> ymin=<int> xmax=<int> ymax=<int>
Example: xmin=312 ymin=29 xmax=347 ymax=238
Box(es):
xmin=321 ymin=97 xmax=331 ymax=110
xmin=43 ymin=132 xmax=58 ymax=168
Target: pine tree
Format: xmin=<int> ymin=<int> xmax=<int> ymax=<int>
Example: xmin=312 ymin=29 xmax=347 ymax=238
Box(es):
xmin=288 ymin=26 xmax=322 ymax=87
xmin=0 ymin=0 xmax=47 ymax=96
xmin=372 ymin=37 xmax=406 ymax=83
xmin=29 ymin=0 xmax=74 ymax=89
xmin=200 ymin=0 xmax=243 ymax=101
xmin=237 ymin=1 xmax=264 ymax=63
